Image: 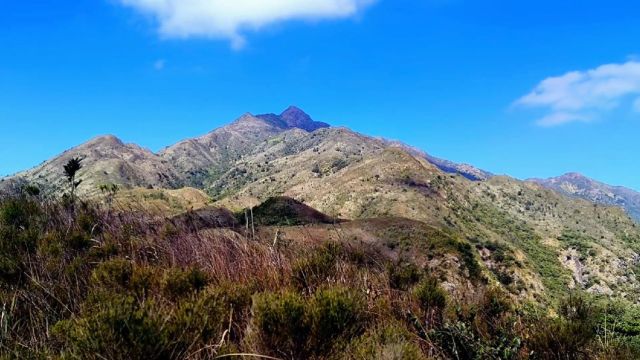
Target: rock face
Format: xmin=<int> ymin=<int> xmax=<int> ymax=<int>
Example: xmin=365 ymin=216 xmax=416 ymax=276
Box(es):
xmin=530 ymin=173 xmax=640 ymax=221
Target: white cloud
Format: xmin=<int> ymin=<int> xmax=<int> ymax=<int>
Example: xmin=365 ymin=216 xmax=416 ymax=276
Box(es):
xmin=516 ymin=60 xmax=640 ymax=126
xmin=118 ymin=0 xmax=375 ymax=48
xmin=536 ymin=112 xmax=589 ymax=127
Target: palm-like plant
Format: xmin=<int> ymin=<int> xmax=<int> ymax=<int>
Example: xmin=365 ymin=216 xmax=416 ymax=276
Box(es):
xmin=64 ymin=157 xmax=83 ymax=202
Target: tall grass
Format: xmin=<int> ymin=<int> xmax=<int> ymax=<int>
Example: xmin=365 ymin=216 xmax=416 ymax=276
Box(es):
xmin=0 ymin=192 xmax=638 ymax=359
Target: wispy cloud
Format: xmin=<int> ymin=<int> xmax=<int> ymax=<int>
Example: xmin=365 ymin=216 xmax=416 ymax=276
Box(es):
xmin=117 ymin=0 xmax=375 ymax=49
xmin=515 ymin=60 xmax=640 ymax=126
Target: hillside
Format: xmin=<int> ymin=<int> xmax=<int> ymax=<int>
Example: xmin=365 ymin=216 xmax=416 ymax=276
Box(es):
xmin=3 ymin=107 xmax=640 ymax=358
xmin=3 ymin=107 xmax=640 ymax=303
xmin=1 ymin=107 xmax=487 ymax=197
xmin=5 ymin=135 xmax=180 ymax=197
xmin=531 ymin=172 xmax=640 ymax=221
xmin=7 ymin=195 xmax=640 ymax=358
xmin=213 ymin=142 xmax=640 ymax=301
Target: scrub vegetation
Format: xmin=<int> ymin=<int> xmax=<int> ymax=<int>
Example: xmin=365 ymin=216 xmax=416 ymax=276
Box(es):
xmin=1 ymin=189 xmax=640 ymax=360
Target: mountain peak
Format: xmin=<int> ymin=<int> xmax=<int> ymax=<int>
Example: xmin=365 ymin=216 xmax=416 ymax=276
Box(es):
xmin=560 ymin=172 xmax=587 ymax=179
xmin=83 ymin=135 xmax=125 ymax=148
xmin=530 ymin=173 xmax=640 ymax=221
xmin=257 ymin=106 xmax=330 ymax=132
xmin=281 ymin=105 xmax=311 ymax=120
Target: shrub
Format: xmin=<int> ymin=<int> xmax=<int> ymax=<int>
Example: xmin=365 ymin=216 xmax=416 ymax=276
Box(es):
xmin=166 ymin=288 xmax=238 ymax=357
xmin=252 ymin=290 xmax=311 ymax=358
xmin=414 ymin=276 xmax=447 ymax=311
xmin=0 ymin=198 xmax=39 ymax=229
xmin=431 ymin=321 xmax=521 ymax=360
xmin=526 ymin=295 xmax=599 ymax=359
xmin=0 ymin=199 xmax=40 ymax=284
xmin=162 ymin=267 xmax=209 ymax=300
xmin=92 ymin=260 xmax=158 ymax=297
xmin=387 ymin=261 xmax=422 ymax=291
xmin=53 ymin=294 xmax=169 ymax=360
xmin=455 ymin=241 xmax=481 ymax=279
xmin=308 ymin=286 xmax=367 ymax=352
xmin=91 ymin=259 xmax=133 ymax=289
xmin=342 ymin=322 xmax=425 ymax=360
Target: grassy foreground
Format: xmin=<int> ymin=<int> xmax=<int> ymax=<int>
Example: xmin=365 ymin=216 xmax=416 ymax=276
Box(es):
xmin=1 ymin=192 xmax=640 ymax=359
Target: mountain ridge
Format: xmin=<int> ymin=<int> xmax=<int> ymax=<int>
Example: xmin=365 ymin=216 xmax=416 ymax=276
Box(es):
xmin=530 ymin=172 xmax=640 ymax=221
xmin=3 ymin=106 xmax=640 ymax=303
xmin=2 ymin=106 xmax=490 ymax=195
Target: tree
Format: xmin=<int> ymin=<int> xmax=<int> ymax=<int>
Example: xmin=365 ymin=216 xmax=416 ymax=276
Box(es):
xmin=64 ymin=157 xmax=83 ymax=203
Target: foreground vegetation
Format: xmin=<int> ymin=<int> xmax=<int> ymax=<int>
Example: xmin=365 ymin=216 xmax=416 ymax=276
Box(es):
xmin=1 ymin=190 xmax=640 ymax=359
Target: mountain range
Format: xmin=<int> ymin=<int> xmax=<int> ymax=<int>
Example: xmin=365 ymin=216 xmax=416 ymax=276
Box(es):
xmin=2 ymin=106 xmax=640 ymax=302
xmin=529 ymin=173 xmax=640 ymax=222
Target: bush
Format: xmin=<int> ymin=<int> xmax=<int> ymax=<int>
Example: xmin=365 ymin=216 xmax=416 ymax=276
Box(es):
xmin=167 ymin=286 xmax=251 ymax=358
xmin=414 ymin=276 xmax=447 ymax=311
xmin=54 ymin=284 xmax=246 ymax=360
xmin=0 ymin=199 xmax=40 ymax=284
xmin=91 ymin=259 xmax=133 ymax=289
xmin=387 ymin=261 xmax=422 ymax=291
xmin=162 ymin=267 xmax=209 ymax=300
xmin=0 ymin=198 xmax=39 ymax=229
xmin=252 ymin=286 xmax=366 ymax=357
xmin=92 ymin=260 xmax=158 ymax=297
xmin=252 ymin=290 xmax=311 ymax=358
xmin=342 ymin=322 xmax=425 ymax=360
xmin=308 ymin=286 xmax=367 ymax=352
xmin=526 ymin=295 xmax=598 ymax=359
xmin=53 ymin=294 xmax=170 ymax=360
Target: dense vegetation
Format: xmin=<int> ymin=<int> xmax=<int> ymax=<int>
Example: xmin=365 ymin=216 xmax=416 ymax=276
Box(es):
xmin=1 ymin=190 xmax=640 ymax=359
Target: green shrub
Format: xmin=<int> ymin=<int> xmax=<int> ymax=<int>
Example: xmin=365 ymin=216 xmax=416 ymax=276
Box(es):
xmin=414 ymin=276 xmax=447 ymax=311
xmin=162 ymin=267 xmax=209 ymax=300
xmin=0 ymin=198 xmax=39 ymax=229
xmin=387 ymin=261 xmax=422 ymax=291
xmin=252 ymin=290 xmax=311 ymax=358
xmin=526 ymin=295 xmax=598 ymax=359
xmin=91 ymin=260 xmax=158 ymax=296
xmin=65 ymin=231 xmax=92 ymax=250
xmin=342 ymin=322 xmax=425 ymax=360
xmin=91 ymin=259 xmax=133 ymax=289
xmin=308 ymin=286 xmax=367 ymax=352
xmin=53 ymin=294 xmax=170 ymax=360
xmin=166 ymin=286 xmax=251 ymax=358
xmin=54 ymin=284 xmax=247 ymax=360
xmin=455 ymin=241 xmax=481 ymax=279
xmin=431 ymin=321 xmax=521 ymax=360
xmin=0 ymin=199 xmax=41 ymax=284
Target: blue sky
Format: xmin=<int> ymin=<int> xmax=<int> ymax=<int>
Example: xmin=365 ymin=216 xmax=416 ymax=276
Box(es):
xmin=1 ymin=0 xmax=640 ymax=190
